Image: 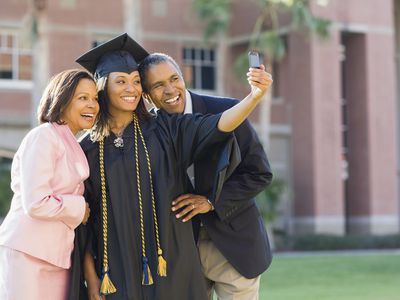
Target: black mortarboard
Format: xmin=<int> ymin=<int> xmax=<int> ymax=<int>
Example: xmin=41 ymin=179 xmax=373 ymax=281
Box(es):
xmin=76 ymin=33 xmax=149 ymax=79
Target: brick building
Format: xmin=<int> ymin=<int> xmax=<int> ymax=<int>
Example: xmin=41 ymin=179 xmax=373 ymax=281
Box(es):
xmin=0 ymin=0 xmax=399 ymax=235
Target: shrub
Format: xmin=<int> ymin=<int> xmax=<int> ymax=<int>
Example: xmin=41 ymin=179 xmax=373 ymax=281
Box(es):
xmin=0 ymin=158 xmax=12 ymax=217
xmin=282 ymin=234 xmax=400 ymax=251
xmin=256 ymin=178 xmax=286 ymax=224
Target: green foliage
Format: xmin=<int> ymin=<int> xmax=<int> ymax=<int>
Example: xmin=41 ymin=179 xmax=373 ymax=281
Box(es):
xmin=233 ymin=52 xmax=250 ymax=82
xmin=256 ymin=178 xmax=286 ymax=223
xmin=0 ymin=160 xmax=12 ymax=217
xmin=290 ymin=0 xmax=330 ymax=38
xmin=192 ymin=0 xmax=232 ymax=41
xmin=284 ymin=234 xmax=400 ymax=251
xmin=193 ymin=0 xmax=331 ymax=77
xmin=256 ymin=30 xmax=286 ymax=61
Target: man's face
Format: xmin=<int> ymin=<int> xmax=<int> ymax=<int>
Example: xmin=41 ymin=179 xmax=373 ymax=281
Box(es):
xmin=144 ymin=61 xmax=187 ymax=114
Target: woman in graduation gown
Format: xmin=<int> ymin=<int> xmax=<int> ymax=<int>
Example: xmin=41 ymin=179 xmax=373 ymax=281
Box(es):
xmin=73 ymin=33 xmax=272 ymax=300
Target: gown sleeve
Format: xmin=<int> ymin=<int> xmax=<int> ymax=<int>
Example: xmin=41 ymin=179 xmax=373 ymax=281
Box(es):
xmin=157 ymin=111 xmax=231 ymax=168
xmin=18 ymin=126 xmax=86 ymax=229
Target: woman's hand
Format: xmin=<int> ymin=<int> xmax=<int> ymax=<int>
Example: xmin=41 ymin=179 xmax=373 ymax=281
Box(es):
xmin=82 ymin=202 xmax=90 ymax=225
xmin=87 ymin=276 xmax=106 ymax=300
xmin=84 ymin=252 xmax=105 ymax=299
xmin=86 ymin=276 xmax=106 ymax=300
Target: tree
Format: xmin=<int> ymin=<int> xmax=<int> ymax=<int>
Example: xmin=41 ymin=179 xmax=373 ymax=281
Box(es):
xmin=193 ymin=0 xmax=331 ymax=135
xmin=192 ymin=0 xmax=331 ymax=229
xmin=193 ymin=0 xmax=331 ymax=74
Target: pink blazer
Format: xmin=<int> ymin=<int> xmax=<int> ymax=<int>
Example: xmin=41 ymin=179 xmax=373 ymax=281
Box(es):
xmin=0 ymin=123 xmax=88 ymax=269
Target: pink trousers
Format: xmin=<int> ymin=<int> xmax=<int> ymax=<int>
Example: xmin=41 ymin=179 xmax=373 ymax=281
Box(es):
xmin=0 ymin=246 xmax=70 ymax=300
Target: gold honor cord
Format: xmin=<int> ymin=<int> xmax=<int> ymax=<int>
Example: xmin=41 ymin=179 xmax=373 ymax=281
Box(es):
xmin=98 ymin=113 xmax=167 ymax=292
xmin=133 ymin=114 xmax=167 ymax=278
xmin=134 ymin=113 xmax=153 ymax=285
xmin=99 ymin=139 xmax=117 ymax=295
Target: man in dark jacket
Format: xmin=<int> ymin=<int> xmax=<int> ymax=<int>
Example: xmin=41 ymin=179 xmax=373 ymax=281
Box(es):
xmin=139 ymin=53 xmax=273 ymax=300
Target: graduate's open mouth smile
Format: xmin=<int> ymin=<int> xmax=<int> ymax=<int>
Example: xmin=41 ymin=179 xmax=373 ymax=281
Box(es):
xmin=121 ymin=96 xmax=138 ymax=103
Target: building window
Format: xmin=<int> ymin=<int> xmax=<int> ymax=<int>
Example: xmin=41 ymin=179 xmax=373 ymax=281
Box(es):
xmin=182 ymin=48 xmax=216 ymax=91
xmin=0 ymin=32 xmax=32 ymax=81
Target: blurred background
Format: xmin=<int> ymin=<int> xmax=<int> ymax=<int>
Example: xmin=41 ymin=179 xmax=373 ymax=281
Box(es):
xmin=1 ymin=1 xmax=400 ymax=299
xmin=0 ymin=0 xmax=400 ymax=250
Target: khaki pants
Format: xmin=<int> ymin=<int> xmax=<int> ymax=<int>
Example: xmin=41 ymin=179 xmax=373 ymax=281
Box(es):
xmin=197 ymin=228 xmax=260 ymax=300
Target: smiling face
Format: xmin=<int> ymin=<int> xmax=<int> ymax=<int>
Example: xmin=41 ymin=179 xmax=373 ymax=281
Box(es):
xmin=61 ymin=78 xmax=99 ymax=135
xmin=106 ymin=71 xmax=143 ymax=115
xmin=144 ymin=61 xmax=187 ymax=114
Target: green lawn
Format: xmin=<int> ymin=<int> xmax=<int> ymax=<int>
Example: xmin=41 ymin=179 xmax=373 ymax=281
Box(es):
xmin=260 ymin=252 xmax=400 ymax=300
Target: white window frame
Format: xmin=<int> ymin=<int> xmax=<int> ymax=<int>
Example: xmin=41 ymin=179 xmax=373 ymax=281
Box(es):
xmin=0 ymin=30 xmax=32 ymax=86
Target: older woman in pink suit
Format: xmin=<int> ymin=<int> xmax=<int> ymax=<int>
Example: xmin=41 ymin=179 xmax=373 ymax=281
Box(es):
xmin=0 ymin=69 xmax=99 ymax=300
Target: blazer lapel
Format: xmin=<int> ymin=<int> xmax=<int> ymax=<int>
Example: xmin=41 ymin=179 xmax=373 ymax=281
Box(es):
xmin=190 ymin=91 xmax=207 ymax=114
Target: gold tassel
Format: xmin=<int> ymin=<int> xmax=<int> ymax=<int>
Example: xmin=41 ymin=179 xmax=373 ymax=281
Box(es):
xmin=157 ymin=249 xmax=167 ymax=277
xmin=100 ymin=272 xmax=117 ymax=295
xmin=99 ymin=140 xmax=117 ymax=295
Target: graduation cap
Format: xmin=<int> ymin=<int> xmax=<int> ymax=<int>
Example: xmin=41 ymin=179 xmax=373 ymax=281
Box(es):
xmin=76 ymin=33 xmax=149 ymax=79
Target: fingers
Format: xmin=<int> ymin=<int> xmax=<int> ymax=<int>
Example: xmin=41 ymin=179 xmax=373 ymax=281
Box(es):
xmin=89 ymin=293 xmax=103 ymax=300
xmin=171 ymin=194 xmax=208 ymax=211
xmin=247 ymin=65 xmax=273 ymax=95
xmin=247 ymin=66 xmax=272 ymax=84
xmin=176 ymin=204 xmax=196 ymax=221
xmin=172 ymin=194 xmax=193 ymax=208
xmin=171 ymin=194 xmax=212 ymax=222
xmin=181 ymin=208 xmax=198 ymax=222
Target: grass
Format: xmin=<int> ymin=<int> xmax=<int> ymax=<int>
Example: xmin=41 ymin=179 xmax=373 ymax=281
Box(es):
xmin=259 ymin=252 xmax=400 ymax=300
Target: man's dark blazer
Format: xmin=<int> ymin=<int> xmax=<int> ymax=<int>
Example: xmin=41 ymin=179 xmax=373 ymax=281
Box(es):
xmin=190 ymin=91 xmax=273 ymax=279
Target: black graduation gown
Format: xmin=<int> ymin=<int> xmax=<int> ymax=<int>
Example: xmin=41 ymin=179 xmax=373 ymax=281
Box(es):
xmin=72 ymin=111 xmax=232 ymax=300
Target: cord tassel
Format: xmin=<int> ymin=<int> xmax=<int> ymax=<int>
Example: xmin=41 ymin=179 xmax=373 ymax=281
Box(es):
xmin=100 ymin=268 xmax=117 ymax=295
xmin=142 ymin=256 xmax=154 ymax=285
xmin=99 ymin=140 xmax=117 ymax=295
xmin=157 ymin=249 xmax=167 ymax=276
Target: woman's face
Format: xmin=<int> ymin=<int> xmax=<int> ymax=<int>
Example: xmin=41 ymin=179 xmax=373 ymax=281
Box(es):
xmin=61 ymin=78 xmax=99 ymax=135
xmin=107 ymin=71 xmax=143 ymax=115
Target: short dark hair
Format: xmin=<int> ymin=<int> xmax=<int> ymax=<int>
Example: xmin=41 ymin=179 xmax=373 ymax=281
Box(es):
xmin=37 ymin=69 xmax=94 ymax=124
xmin=138 ymin=52 xmax=182 ymax=93
xmin=89 ymin=75 xmax=151 ymax=141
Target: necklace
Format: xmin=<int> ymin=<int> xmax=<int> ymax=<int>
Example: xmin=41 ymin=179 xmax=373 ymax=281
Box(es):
xmin=112 ymin=122 xmax=130 ymax=148
xmin=113 ymin=131 xmax=124 ymax=148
